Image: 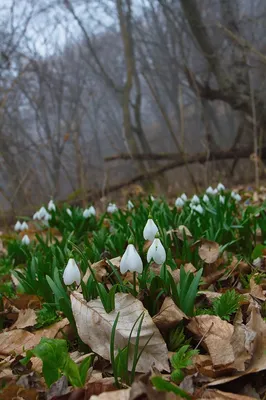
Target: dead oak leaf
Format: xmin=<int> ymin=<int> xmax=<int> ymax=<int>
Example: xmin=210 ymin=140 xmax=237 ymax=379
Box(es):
xmin=10 ymin=309 xmax=37 ymax=330
xmin=187 ymin=315 xmax=234 ymax=369
xmin=152 ymin=297 xmax=187 ymax=330
xmin=199 ymin=240 xmax=220 ymax=264
xmin=71 ymin=292 xmax=170 ymax=373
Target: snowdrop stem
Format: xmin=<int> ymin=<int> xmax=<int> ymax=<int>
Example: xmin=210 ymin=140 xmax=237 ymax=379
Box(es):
xmin=133 ymin=271 xmax=137 ymax=296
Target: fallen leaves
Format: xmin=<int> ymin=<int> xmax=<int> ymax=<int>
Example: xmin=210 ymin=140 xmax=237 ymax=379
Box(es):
xmin=71 ymin=292 xmax=170 ymax=373
xmin=10 ymin=308 xmax=37 ymax=330
xmin=153 ymin=297 xmax=187 ymax=330
xmin=198 ymin=240 xmax=220 ymax=264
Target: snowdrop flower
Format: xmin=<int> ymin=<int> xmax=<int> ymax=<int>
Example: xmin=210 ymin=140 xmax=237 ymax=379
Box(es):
xmin=66 ymin=208 xmax=72 ymax=217
xmin=231 ymin=191 xmax=241 ymax=202
xmin=191 ymin=194 xmax=200 ymax=204
xmin=217 ymin=183 xmax=225 ymax=192
xmin=63 ymin=258 xmax=81 ymax=286
xmin=191 ymin=204 xmax=204 ymax=214
xmin=14 ymin=221 xmax=22 ymax=231
xmin=127 ymin=200 xmax=134 ymax=210
xmin=150 ymin=195 xmax=155 ymax=201
xmin=107 ymin=203 xmax=118 ymax=213
xmin=38 ymin=207 xmax=47 ymax=219
xmin=83 ymin=206 xmax=96 ymax=218
xmin=21 ymin=234 xmax=30 ymax=245
xmin=48 ymin=200 xmax=56 ymax=212
xmin=147 ymin=236 xmax=166 ymax=265
xmin=219 ymin=195 xmax=225 ymax=204
xmin=21 ymin=221 xmax=28 ymax=231
xmin=206 ymin=186 xmax=214 ymax=195
xmin=143 ymin=217 xmax=158 ymax=241
xmin=175 ymin=197 xmax=185 ymax=208
xmin=213 ymin=188 xmax=218 ymax=195
xmin=120 ymin=244 xmax=143 ymax=274
xmin=181 ymin=193 xmax=187 ymax=202
xmin=43 ymin=212 xmax=52 ymax=221
xmin=83 ymin=209 xmax=91 ymax=219
xmin=33 ymin=211 xmax=40 ymax=220
xmin=203 ymin=194 xmax=210 ymax=203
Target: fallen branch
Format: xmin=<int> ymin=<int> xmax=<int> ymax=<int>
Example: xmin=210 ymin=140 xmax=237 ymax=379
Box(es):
xmin=105 ymin=146 xmax=266 ymax=163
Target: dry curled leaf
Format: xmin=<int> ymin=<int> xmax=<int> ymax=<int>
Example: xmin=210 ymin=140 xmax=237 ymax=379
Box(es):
xmin=152 ymin=297 xmax=187 ymax=330
xmin=71 ymin=292 xmax=170 ymax=373
xmin=187 ymin=315 xmax=234 ymax=369
xmin=199 ymin=389 xmax=256 ymax=399
xmin=10 ymin=309 xmax=37 ymax=330
xmin=83 ymin=257 xmax=121 ymax=283
xmin=199 ymin=240 xmax=220 ymax=264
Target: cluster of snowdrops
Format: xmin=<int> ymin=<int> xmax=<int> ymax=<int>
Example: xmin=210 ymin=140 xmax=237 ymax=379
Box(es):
xmin=12 ymin=182 xmax=243 ymax=289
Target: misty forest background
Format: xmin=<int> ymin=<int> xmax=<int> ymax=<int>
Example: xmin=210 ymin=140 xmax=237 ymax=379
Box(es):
xmin=1 ymin=0 xmax=266 ymax=213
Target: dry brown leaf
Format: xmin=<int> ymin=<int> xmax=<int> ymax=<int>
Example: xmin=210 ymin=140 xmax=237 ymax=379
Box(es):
xmin=187 ymin=315 xmax=234 ymax=368
xmin=0 ymin=384 xmax=39 ymax=400
xmin=207 ymin=301 xmax=266 ymax=387
xmin=83 ymin=257 xmax=121 ymax=283
xmin=231 ymin=310 xmax=256 ymax=371
xmin=199 ymin=240 xmax=220 ymax=264
xmin=4 ymin=294 xmax=41 ymax=310
xmin=10 ymin=309 xmax=37 ymax=330
xmin=199 ymin=389 xmax=256 ymax=399
xmin=250 ymin=276 xmax=266 ymax=301
xmin=71 ymin=292 xmax=170 ymax=373
xmin=85 ymin=376 xmax=116 ymax=398
xmin=90 ymin=389 xmax=130 ymax=400
xmin=0 ymin=318 xmax=69 ymax=356
xmin=184 ymin=263 xmax=196 ymax=274
xmin=152 ymin=297 xmax=187 ymax=330
xmin=172 ymin=225 xmax=193 ymax=241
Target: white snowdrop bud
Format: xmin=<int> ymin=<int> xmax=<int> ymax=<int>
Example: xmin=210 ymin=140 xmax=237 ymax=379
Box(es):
xmin=219 ymin=195 xmax=225 ymax=204
xmin=143 ymin=217 xmax=159 ymax=241
xmin=38 ymin=207 xmax=47 ymax=219
xmin=181 ymin=193 xmax=187 ymax=202
xmin=175 ymin=197 xmax=185 ymax=208
xmin=21 ymin=234 xmax=30 ymax=245
xmin=63 ymin=258 xmax=81 ymax=286
xmin=147 ymin=237 xmax=166 ymax=265
xmin=14 ymin=221 xmax=22 ymax=231
xmin=66 ymin=208 xmax=72 ymax=217
xmin=120 ymin=244 xmax=143 ymax=274
xmin=20 ymin=221 xmax=29 ymax=231
xmin=203 ymin=194 xmax=210 ymax=203
xmin=193 ymin=204 xmax=204 ymax=214
xmin=48 ymin=200 xmax=56 ymax=212
xmin=127 ymin=200 xmax=134 ymax=210
xmin=191 ymin=194 xmax=200 ymax=204
xmin=107 ymin=203 xmax=118 ymax=213
xmin=33 ymin=211 xmax=40 ymax=220
xmin=217 ymin=183 xmax=225 ymax=192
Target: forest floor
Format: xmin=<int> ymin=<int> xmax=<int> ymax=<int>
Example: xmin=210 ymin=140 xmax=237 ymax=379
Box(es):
xmin=0 ymin=184 xmax=266 ymax=400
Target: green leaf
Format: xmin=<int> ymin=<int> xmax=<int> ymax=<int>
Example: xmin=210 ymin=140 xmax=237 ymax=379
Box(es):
xmin=151 ymin=376 xmax=191 ymax=399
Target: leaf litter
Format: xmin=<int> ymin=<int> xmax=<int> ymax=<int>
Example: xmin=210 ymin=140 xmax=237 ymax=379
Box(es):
xmin=2 ymin=187 xmax=266 ymax=399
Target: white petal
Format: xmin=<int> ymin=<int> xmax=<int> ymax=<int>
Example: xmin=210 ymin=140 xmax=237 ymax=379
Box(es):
xmin=21 ymin=222 xmax=28 ymax=231
xmin=14 ymin=221 xmax=22 ymax=231
xmin=203 ymin=194 xmax=209 ymax=203
xmin=63 ymin=258 xmax=81 ymax=285
xmin=127 ymin=200 xmax=134 ymax=210
xmin=175 ymin=197 xmax=184 ymax=207
xmin=206 ymin=186 xmax=214 ymax=195
xmin=83 ymin=209 xmax=90 ymax=218
xmin=66 ymin=208 xmax=72 ymax=217
xmin=38 ymin=207 xmax=47 ymax=218
xmin=219 ymin=195 xmax=225 ymax=204
xmin=107 ymin=203 xmax=118 ymax=213
xmin=120 ymin=244 xmax=143 ymax=274
xmin=217 ymin=183 xmax=225 ymax=191
xmin=147 ymin=238 xmax=166 ymax=265
xmin=194 ymin=205 xmax=204 ymax=214
xmin=48 ymin=200 xmax=56 ymax=211
xmin=143 ymin=218 xmax=159 ymax=241
xmin=191 ymin=195 xmax=200 ymax=204
xmin=33 ymin=211 xmax=40 ymax=220
xmin=88 ymin=206 xmax=96 ymax=216
xmin=181 ymin=193 xmax=187 ymax=202
xmin=21 ymin=234 xmax=30 ymax=245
